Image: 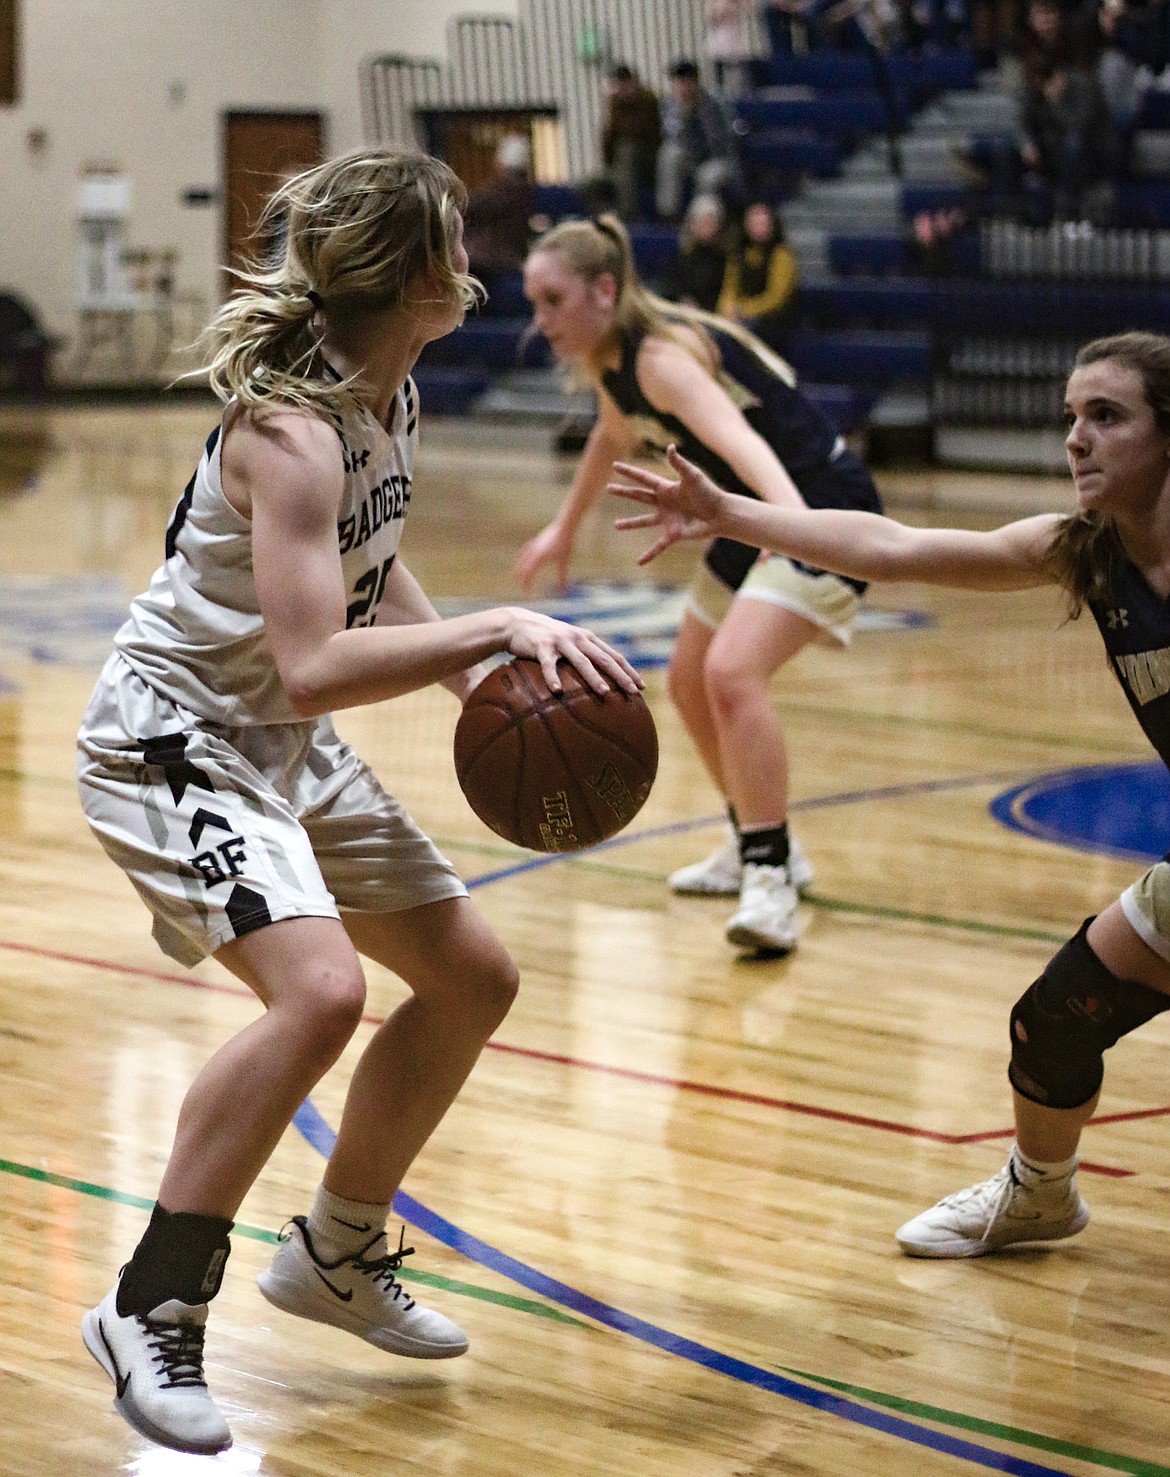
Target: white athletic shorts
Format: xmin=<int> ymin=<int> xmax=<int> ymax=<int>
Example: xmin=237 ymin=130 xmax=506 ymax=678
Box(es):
xmin=77 ymin=654 xmax=467 ymax=967
xmin=687 ymin=555 xmax=861 ymax=646
xmin=1121 ymin=860 xmax=1170 ymax=962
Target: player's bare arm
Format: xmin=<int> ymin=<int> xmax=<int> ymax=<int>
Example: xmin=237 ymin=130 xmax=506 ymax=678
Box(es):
xmin=227 ymin=410 xmax=640 ymax=711
xmin=374 ymin=557 xmax=490 ymax=704
xmin=610 ymin=445 xmax=1061 ymax=592
xmin=513 ymin=391 xmax=638 ymax=593
xmin=635 ymin=336 xmax=805 ymax=510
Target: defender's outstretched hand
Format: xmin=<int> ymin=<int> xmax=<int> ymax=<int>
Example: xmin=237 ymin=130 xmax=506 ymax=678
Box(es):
xmin=609 ymin=446 xmax=730 ymax=565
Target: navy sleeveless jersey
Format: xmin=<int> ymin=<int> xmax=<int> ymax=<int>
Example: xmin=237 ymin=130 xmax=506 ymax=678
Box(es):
xmin=600 ymin=322 xmax=882 ymax=590
xmin=1089 ymin=534 xmax=1170 ymax=769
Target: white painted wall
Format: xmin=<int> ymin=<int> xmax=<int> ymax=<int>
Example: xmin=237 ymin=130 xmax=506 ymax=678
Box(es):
xmin=0 ymin=0 xmax=517 ymax=350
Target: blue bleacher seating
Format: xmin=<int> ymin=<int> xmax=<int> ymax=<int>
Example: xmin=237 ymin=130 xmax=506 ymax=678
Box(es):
xmin=1137 ymin=92 xmax=1170 ymax=130
xmin=420 ymin=317 xmax=548 ymax=371
xmin=412 ymin=366 xmax=490 ymax=415
xmin=740 ymin=129 xmax=842 ymax=179
xmin=533 ymin=183 xmax=588 ymax=221
xmin=627 ymin=224 xmax=680 ymax=281
xmin=785 ymin=328 xmax=934 ymax=385
xmin=737 ymin=90 xmax=908 ymax=135
xmin=760 ymin=48 xmax=977 ymax=102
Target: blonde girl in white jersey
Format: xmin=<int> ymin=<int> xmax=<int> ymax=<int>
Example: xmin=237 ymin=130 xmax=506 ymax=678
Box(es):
xmin=76 ymin=148 xmax=640 ymax=1457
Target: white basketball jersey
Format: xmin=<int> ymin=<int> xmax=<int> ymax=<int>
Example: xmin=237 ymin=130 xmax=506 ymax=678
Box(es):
xmin=115 ymin=378 xmax=419 ymax=725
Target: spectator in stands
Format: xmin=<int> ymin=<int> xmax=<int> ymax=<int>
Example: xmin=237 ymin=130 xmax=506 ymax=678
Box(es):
xmin=463 ymin=134 xmax=537 ymax=296
xmin=1092 ymin=0 xmax=1166 ymax=144
xmin=666 ymin=193 xmax=732 ymax=311
xmin=821 ymin=0 xmax=906 ymax=176
xmin=705 ymin=0 xmax=758 ymax=100
xmin=1008 ymin=0 xmax=1097 ymax=98
xmin=656 ymin=59 xmax=743 ymax=222
xmin=762 ymin=0 xmax=834 ymax=54
xmin=1019 ymin=59 xmax=1124 ymax=221
xmin=598 ymin=64 xmax=662 ymax=223
xmin=718 ymin=201 xmax=800 ymax=348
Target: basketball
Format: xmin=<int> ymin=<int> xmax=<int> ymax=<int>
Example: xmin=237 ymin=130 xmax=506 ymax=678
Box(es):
xmin=453 ymin=658 xmax=658 ymax=852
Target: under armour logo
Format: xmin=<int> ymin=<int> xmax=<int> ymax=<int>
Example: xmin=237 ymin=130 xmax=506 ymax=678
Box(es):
xmin=1107 ymin=609 xmax=1129 ymax=630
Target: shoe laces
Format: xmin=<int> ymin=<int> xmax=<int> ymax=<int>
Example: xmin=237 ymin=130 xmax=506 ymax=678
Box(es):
xmin=142 ymin=1315 xmax=208 ymax=1390
xmin=939 ymin=1161 xmax=1014 ymax=1206
xmin=742 ymin=862 xmax=792 ymax=899
xmin=352 ymin=1225 xmax=417 ymax=1309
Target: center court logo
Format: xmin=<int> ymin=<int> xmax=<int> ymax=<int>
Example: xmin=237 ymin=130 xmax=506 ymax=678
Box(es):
xmin=434 ymin=581 xmax=931 ymax=670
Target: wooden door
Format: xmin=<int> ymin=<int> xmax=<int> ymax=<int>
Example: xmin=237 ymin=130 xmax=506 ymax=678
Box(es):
xmin=221 ymin=110 xmax=325 ymax=293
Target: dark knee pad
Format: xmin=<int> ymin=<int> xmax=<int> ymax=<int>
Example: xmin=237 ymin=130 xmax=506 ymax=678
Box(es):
xmin=1008 ymin=917 xmax=1170 ymax=1109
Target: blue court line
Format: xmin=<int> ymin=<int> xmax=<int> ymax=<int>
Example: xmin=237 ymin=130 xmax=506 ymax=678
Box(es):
xmin=460 ymin=766 xmax=1038 ymax=888
xmin=292 ymin=1101 xmax=1071 ymax=1476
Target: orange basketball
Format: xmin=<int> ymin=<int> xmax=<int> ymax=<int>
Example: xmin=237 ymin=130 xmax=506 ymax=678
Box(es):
xmin=453 ymin=658 xmax=658 ymax=852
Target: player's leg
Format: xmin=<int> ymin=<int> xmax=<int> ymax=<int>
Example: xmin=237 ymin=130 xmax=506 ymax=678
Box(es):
xmin=704 ymin=592 xmax=818 ymax=952
xmin=665 ymin=564 xmax=815 ymax=898
xmin=703 ymin=559 xmax=858 ymax=951
xmin=897 ymin=894 xmax=1170 ymax=1258
xmin=82 ymin=915 xmax=367 ymax=1456
xmin=257 ymin=896 xmax=517 ymax=1358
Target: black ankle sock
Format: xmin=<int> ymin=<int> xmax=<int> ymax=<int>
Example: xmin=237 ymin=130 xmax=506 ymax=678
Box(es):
xmin=116 ymin=1203 xmax=234 ymax=1316
xmin=739 ymin=822 xmax=790 ymax=868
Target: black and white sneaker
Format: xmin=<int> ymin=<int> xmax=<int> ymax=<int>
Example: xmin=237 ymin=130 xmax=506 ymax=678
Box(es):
xmin=257 ymin=1216 xmax=469 ymax=1358
xmin=81 ymin=1284 xmax=231 ymax=1454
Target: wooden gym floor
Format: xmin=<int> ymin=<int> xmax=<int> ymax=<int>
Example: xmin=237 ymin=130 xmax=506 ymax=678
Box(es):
xmin=1 ymin=401 xmax=1168 ymax=1477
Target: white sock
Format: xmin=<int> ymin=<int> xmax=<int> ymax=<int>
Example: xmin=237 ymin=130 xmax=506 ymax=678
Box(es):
xmin=306 ymin=1185 xmax=389 ymax=1262
xmin=1011 ymin=1143 xmax=1078 ymax=1187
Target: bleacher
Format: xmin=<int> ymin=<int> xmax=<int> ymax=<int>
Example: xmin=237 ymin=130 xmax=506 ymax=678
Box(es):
xmin=416 ymin=42 xmax=1170 ymax=464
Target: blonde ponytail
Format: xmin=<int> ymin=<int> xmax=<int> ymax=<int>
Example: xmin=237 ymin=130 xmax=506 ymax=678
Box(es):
xmin=192 ymin=148 xmax=481 ymax=418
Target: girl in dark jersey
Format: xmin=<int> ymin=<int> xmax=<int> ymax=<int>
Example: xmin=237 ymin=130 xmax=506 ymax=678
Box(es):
xmin=516 ymin=213 xmax=883 ymax=955
xmin=610 ymin=329 xmax=1170 ymax=1261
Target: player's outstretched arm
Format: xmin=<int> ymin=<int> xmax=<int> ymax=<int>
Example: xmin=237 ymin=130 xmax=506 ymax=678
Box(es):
xmin=513 ymin=393 xmax=638 ymax=593
xmin=610 ymin=446 xmax=1063 ymax=593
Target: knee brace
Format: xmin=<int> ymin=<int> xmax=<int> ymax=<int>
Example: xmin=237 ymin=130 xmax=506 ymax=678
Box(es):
xmin=1008 ymin=918 xmax=1170 ymax=1109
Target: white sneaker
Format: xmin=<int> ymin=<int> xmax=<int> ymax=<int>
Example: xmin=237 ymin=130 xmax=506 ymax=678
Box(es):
xmin=257 ymin=1217 xmax=469 ymax=1359
xmin=896 ymin=1159 xmax=1090 ymax=1258
xmin=81 ymin=1285 xmax=231 ymax=1455
xmin=670 ymin=828 xmax=814 ymax=895
xmin=725 ymin=862 xmax=800 ymax=953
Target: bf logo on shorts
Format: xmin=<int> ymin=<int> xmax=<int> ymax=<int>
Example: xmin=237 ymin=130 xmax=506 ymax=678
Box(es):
xmin=188 ymin=807 xmax=249 ymax=886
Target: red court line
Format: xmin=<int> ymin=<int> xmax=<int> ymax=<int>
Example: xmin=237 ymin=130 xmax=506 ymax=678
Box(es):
xmin=0 ymin=938 xmax=1138 ymax=1176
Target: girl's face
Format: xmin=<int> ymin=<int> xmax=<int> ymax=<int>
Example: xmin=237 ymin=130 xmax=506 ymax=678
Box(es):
xmin=412 ymin=211 xmax=470 ymax=341
xmin=690 ymin=207 xmax=722 ymax=244
xmin=744 ymin=205 xmax=774 ymax=244
xmin=522 ymin=249 xmax=616 ymax=362
xmin=1064 ymin=359 xmax=1170 ymax=515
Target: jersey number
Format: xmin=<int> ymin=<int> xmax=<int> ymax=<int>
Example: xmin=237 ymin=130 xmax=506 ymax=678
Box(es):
xmin=346 ymin=555 xmax=395 ymax=629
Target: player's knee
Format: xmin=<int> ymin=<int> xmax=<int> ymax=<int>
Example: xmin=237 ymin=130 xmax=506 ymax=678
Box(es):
xmin=472 ymin=949 xmax=519 ymax=1026
xmin=1008 ymin=919 xmax=1169 ymax=1109
xmin=301 ymin=959 xmax=367 ymax=1058
xmin=701 ymin=645 xmax=757 ymax=720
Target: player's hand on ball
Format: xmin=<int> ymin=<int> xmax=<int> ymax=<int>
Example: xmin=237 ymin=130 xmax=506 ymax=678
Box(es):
xmin=609 ymin=445 xmax=728 ymax=564
xmin=501 ymin=608 xmax=642 ymax=697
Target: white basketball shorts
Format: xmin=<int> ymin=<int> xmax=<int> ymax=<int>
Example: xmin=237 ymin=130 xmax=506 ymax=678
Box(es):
xmin=77 ymin=655 xmax=467 ymax=967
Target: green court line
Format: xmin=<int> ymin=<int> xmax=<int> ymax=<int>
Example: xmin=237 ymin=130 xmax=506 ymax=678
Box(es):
xmin=9 ymin=1150 xmax=1149 ymax=1471
xmin=780 ymin=1365 xmax=1170 ymax=1477
xmin=801 ymin=891 xmax=1069 ymax=945
xmin=0 ymin=1156 xmax=588 ymax=1328
xmin=431 ymin=839 xmax=1074 ymax=948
